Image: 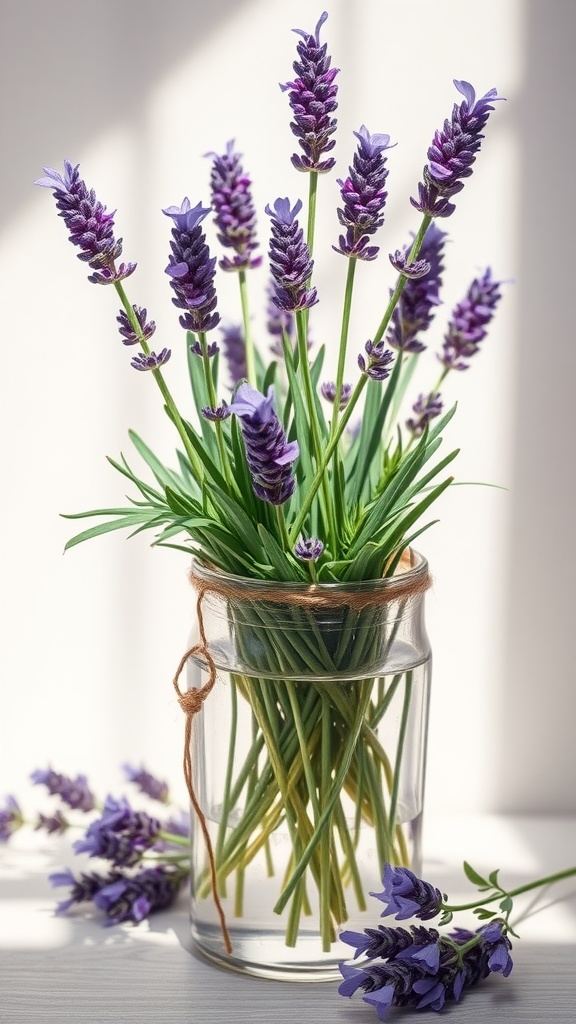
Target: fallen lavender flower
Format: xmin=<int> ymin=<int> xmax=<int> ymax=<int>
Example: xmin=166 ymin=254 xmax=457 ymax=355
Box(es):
xmin=370 ymin=864 xmax=444 ymax=921
xmin=35 ymin=810 xmax=69 ymax=836
xmin=411 ymin=80 xmax=505 ymax=219
xmin=93 ymin=864 xmax=188 ymax=925
xmin=280 ymin=10 xmax=339 ymax=174
xmin=123 ymin=764 xmax=169 ymax=804
xmin=31 ymin=768 xmax=95 ymax=812
xmin=0 ymin=796 xmax=23 ymax=841
xmin=229 ymin=383 xmax=299 ymax=505
xmin=34 ymin=161 xmax=136 ymax=284
xmin=73 ymin=795 xmax=162 ymax=867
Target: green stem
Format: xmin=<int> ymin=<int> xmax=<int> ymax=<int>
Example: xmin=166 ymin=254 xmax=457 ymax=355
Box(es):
xmin=331 ymin=258 xmax=357 ymax=439
xmin=114 ymin=281 xmax=204 ymax=481
xmin=197 ymin=330 xmax=233 ymax=489
xmin=238 ymin=269 xmax=256 ymax=386
xmin=443 ymin=866 xmax=576 ymax=913
xmin=387 ymin=671 xmax=413 ymax=836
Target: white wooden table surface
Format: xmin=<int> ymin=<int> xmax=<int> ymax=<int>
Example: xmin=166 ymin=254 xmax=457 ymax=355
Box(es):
xmin=2 ymin=815 xmax=575 ymax=1023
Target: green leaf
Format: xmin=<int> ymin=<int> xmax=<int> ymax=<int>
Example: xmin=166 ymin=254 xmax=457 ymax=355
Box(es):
xmin=499 ymin=895 xmax=513 ymax=915
xmin=473 ymin=907 xmax=497 ymax=920
xmin=256 ymin=525 xmax=304 ymax=582
xmin=128 ymin=430 xmax=198 ymax=496
xmin=463 ymin=861 xmax=490 ymax=888
xmin=488 ymin=868 xmax=501 ymax=888
xmin=64 ymin=513 xmax=159 ymax=550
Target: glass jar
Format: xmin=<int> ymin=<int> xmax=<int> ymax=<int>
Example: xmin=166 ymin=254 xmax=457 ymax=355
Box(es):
xmin=185 ymin=551 xmax=431 ymax=981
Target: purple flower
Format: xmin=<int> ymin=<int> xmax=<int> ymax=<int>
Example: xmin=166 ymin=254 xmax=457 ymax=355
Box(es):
xmin=30 ymin=768 xmax=95 ymax=812
xmin=93 ymin=865 xmax=187 ymax=925
xmin=266 ymin=279 xmax=295 ymax=357
xmin=122 ymin=764 xmax=169 ymax=804
xmin=190 ymin=339 xmax=219 ymax=358
xmin=411 ymin=80 xmax=505 ymax=218
xmin=280 ymin=11 xmax=339 ymax=173
xmin=73 ymin=795 xmax=161 ymax=867
xmin=207 ymin=140 xmax=261 ymax=272
xmin=35 ymin=810 xmax=69 ymax=835
xmin=266 ymin=198 xmax=317 ymax=312
xmin=163 ymin=198 xmax=220 ymax=334
xmin=229 ymin=383 xmax=299 ymax=505
xmin=478 ymin=921 xmax=514 ymax=977
xmin=294 ymin=536 xmax=324 ymax=561
xmin=321 ymin=381 xmax=352 ymax=409
xmin=406 ymin=392 xmax=443 ymax=436
xmin=116 ymin=306 xmax=156 ymax=346
xmin=387 ymin=223 xmax=447 ymax=354
xmin=340 ymin=925 xmax=417 ymax=962
xmin=388 ymin=251 xmax=431 ymax=280
xmin=219 ymin=323 xmax=247 ymax=384
xmin=439 ymin=268 xmax=502 ymax=371
xmin=201 ymin=403 xmax=231 ymax=421
xmin=334 ymin=126 xmax=394 ymax=261
xmin=358 ymin=339 xmax=394 ymax=382
xmin=49 ymin=868 xmax=116 ymax=913
xmin=0 ymin=796 xmax=23 ymax=841
xmin=370 ymin=864 xmax=444 ymax=921
xmin=35 ymin=160 xmax=136 ymax=283
xmin=130 ymin=349 xmax=171 ymax=372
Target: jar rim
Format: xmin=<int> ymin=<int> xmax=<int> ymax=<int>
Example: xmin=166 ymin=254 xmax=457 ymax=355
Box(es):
xmin=190 ymin=549 xmax=429 ymax=598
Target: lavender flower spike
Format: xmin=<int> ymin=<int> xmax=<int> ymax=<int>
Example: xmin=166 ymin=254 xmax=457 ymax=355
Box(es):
xmin=116 ymin=306 xmax=156 ymax=346
xmin=266 ymin=198 xmax=317 ymax=312
xmin=207 ymin=140 xmax=261 ymax=272
xmin=73 ymin=795 xmax=162 ymax=867
xmin=35 ymin=160 xmax=136 ymax=284
xmin=358 ymin=339 xmax=394 ymax=381
xmin=412 ymin=80 xmax=505 ymax=218
xmin=280 ymin=11 xmax=339 ymax=173
xmin=321 ymin=381 xmax=352 ymax=409
xmin=163 ymin=198 xmax=220 ymax=334
xmin=229 ymin=383 xmax=299 ymax=505
xmin=406 ymin=392 xmax=443 ymax=436
xmin=93 ymin=865 xmax=187 ymax=925
xmin=0 ymin=795 xmax=24 ymax=841
xmin=334 ymin=127 xmax=394 ymax=261
xmin=440 ymin=268 xmax=502 ymax=371
xmin=123 ymin=764 xmax=169 ymax=804
xmin=219 ymin=323 xmax=247 ymax=384
xmin=131 ymin=349 xmax=171 ymax=372
xmin=370 ymin=864 xmax=444 ymax=921
xmin=31 ymin=767 xmax=95 ymax=812
xmin=387 ymin=223 xmax=447 ymax=354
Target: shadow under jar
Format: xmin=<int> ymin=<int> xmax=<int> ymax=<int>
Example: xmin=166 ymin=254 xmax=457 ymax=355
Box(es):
xmin=186 ymin=551 xmax=432 ymax=981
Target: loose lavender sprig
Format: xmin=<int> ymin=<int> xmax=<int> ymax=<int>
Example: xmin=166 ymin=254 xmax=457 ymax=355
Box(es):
xmin=34 ymin=161 xmax=136 ymax=284
xmin=73 ymin=795 xmax=162 ymax=867
xmin=439 ymin=268 xmax=503 ymax=372
xmin=163 ymin=199 xmax=220 ymax=334
xmin=123 ymin=764 xmax=170 ymax=804
xmin=280 ymin=11 xmax=339 ymax=174
xmin=207 ymin=140 xmax=261 ymax=272
xmin=229 ymin=383 xmax=299 ymax=506
xmin=50 ymin=864 xmax=187 ymax=924
xmin=31 ymin=768 xmax=96 ymax=812
xmin=0 ymin=796 xmax=24 ymax=841
xmin=411 ymin=80 xmax=504 ymax=219
xmin=334 ymin=126 xmax=394 ymax=261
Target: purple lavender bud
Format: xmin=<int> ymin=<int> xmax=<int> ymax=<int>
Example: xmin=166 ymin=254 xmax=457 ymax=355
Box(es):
xmin=116 ymin=306 xmax=156 ymax=346
xmin=280 ymin=11 xmax=339 ymax=174
xmin=478 ymin=921 xmax=514 ymax=977
xmin=334 ymin=126 xmax=394 ymax=261
xmin=229 ymin=383 xmax=299 ymax=505
xmin=73 ymin=795 xmax=162 ymax=867
xmin=35 ymin=161 xmax=136 ymax=283
xmin=266 ymin=198 xmax=317 ymax=312
xmin=49 ymin=868 xmax=117 ymax=913
xmin=30 ymin=768 xmax=95 ymax=812
xmin=439 ymin=268 xmax=502 ymax=371
xmin=340 ymin=925 xmax=415 ymax=961
xmin=207 ymin=140 xmax=261 ymax=272
xmin=411 ymin=80 xmax=505 ymax=218
xmin=266 ymin=279 xmax=295 ymax=357
xmin=122 ymin=764 xmax=169 ymax=804
xmin=130 ymin=349 xmax=171 ymax=372
xmin=387 ymin=223 xmax=447 ymax=353
xmin=35 ymin=810 xmax=69 ymax=835
xmin=370 ymin=864 xmax=444 ymax=921
xmin=163 ymin=198 xmax=220 ymax=334
xmin=201 ymin=403 xmax=231 ymax=421
xmin=358 ymin=339 xmax=394 ymax=381
xmin=93 ymin=865 xmax=187 ymax=925
xmin=219 ymin=323 xmax=247 ymax=384
xmin=321 ymin=381 xmax=352 ymax=409
xmin=0 ymin=796 xmax=23 ymax=841
xmin=406 ymin=392 xmax=443 ymax=436
xmin=190 ymin=339 xmax=219 ymax=358
xmin=389 ymin=251 xmax=431 ymax=280
xmin=294 ymin=536 xmax=324 ymax=561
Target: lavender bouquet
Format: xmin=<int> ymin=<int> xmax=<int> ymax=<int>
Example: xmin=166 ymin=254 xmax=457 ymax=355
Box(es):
xmin=36 ymin=11 xmax=504 ymax=969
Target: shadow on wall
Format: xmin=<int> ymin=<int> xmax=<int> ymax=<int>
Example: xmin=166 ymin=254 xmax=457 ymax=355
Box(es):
xmin=0 ymin=0 xmax=249 ymax=226
xmin=498 ymin=0 xmax=576 ymax=813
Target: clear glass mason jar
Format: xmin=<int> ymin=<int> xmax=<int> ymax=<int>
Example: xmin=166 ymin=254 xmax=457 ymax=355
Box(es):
xmin=185 ymin=552 xmax=432 ymax=981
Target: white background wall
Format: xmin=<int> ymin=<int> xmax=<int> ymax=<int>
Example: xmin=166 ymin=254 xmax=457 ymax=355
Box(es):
xmin=1 ymin=0 xmax=574 ymax=821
